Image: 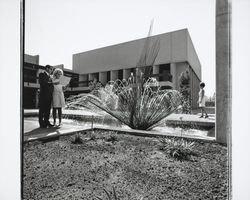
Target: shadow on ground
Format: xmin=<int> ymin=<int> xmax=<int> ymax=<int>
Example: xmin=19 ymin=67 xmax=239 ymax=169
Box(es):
xmin=25 ymin=126 xmax=60 ymax=136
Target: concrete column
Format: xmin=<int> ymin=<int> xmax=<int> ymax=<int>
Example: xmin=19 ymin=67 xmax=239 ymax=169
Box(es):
xmin=99 ymin=72 xmax=107 ymax=85
xmin=111 ymin=70 xmax=118 ymax=81
xmin=170 ymin=63 xmax=177 ymax=89
xmin=153 ymin=65 xmax=159 ymax=81
xmin=35 ymin=89 xmax=39 ymax=108
xmin=123 ymin=69 xmax=130 ymax=80
xmin=153 ymin=65 xmax=159 ymax=74
xmin=216 ymin=0 xmax=231 ymax=144
xmin=135 ymin=68 xmax=143 ymax=83
xmin=89 ymin=74 xmax=94 ymax=82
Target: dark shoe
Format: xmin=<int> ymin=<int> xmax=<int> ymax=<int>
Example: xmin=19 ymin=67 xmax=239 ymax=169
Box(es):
xmin=199 ymin=115 xmax=203 ymax=118
xmin=205 ymin=115 xmax=209 ymax=118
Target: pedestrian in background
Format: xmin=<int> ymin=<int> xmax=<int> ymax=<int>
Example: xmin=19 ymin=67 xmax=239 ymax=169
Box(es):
xmin=198 ymin=82 xmax=208 ymax=118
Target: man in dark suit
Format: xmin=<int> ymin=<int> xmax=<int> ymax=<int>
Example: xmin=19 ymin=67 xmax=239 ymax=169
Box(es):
xmin=38 ymin=65 xmax=54 ymax=128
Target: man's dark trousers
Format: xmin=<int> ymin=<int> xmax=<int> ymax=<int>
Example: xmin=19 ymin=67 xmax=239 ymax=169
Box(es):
xmin=39 ymin=97 xmax=52 ymax=127
xmin=38 ymin=72 xmax=53 ymax=127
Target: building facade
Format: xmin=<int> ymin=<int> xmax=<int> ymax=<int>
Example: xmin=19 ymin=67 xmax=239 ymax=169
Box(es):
xmin=73 ymin=29 xmax=202 ymax=108
xmin=23 ymin=29 xmax=202 ymax=109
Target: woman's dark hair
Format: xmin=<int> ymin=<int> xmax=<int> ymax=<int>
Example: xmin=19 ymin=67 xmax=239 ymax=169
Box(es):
xmin=45 ymin=65 xmax=53 ymax=70
xmin=200 ymin=82 xmax=205 ymax=87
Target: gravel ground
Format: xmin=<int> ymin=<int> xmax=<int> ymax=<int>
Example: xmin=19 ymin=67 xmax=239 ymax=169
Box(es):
xmin=23 ymin=130 xmax=228 ymax=200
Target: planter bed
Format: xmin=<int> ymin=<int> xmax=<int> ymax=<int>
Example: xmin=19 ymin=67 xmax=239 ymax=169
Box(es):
xmin=23 ymin=130 xmax=228 ymax=200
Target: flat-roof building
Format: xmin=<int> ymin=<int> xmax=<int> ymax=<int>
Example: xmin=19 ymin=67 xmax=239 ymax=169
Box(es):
xmin=23 ymin=29 xmax=202 ymax=109
xmin=73 ymin=29 xmax=202 ymax=108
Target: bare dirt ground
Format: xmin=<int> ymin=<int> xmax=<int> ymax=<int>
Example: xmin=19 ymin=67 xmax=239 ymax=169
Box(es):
xmin=23 ymin=130 xmax=228 ymax=200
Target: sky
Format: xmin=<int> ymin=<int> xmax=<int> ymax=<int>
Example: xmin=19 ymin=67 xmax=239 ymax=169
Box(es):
xmin=25 ymin=0 xmax=215 ymax=96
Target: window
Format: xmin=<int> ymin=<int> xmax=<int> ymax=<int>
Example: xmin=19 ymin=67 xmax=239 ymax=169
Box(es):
xmin=159 ymin=64 xmax=171 ymax=82
xmin=118 ymin=69 xmax=123 ymax=80
xmin=107 ymin=71 xmax=111 ymax=82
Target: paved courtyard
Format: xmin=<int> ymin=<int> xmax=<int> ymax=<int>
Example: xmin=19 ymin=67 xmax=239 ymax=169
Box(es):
xmin=23 ymin=109 xmax=215 ymax=142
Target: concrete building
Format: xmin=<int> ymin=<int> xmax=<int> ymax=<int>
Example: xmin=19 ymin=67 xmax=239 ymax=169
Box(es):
xmin=73 ymin=29 xmax=202 ymax=108
xmin=23 ymin=29 xmax=202 ymax=109
xmin=23 ymin=54 xmax=41 ymax=108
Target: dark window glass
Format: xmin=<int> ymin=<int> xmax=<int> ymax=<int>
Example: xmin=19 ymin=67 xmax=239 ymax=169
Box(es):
xmin=24 ymin=68 xmax=37 ymax=83
xmin=107 ymin=71 xmax=110 ymax=82
xmin=118 ymin=69 xmax=123 ymax=80
xmin=159 ymin=64 xmax=171 ymax=82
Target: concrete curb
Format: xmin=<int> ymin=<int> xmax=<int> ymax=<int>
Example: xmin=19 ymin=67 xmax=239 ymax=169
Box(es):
xmin=24 ymin=125 xmax=215 ymax=144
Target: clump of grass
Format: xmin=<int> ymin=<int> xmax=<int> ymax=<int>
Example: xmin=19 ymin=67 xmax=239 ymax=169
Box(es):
xmin=158 ymin=137 xmax=197 ymax=161
xmin=95 ymin=187 xmax=118 ymax=200
xmin=95 ymin=187 xmax=144 ymax=200
xmin=72 ymin=132 xmax=83 ymax=144
xmin=105 ymin=133 xmax=118 ymax=143
xmin=89 ymin=134 xmax=97 ymax=141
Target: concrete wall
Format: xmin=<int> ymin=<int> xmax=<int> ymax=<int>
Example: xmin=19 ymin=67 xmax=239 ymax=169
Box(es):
xmin=175 ymin=62 xmax=200 ymax=109
xmin=189 ymin=67 xmax=200 ymax=109
xmin=24 ymin=54 xmax=39 ymax=65
xmin=79 ymin=74 xmax=88 ymax=87
xmin=187 ymin=30 xmax=202 ymax=79
xmin=73 ymin=29 xmax=201 ymax=81
xmin=170 ymin=63 xmax=177 ymax=89
xmin=53 ymin=64 xmax=64 ymax=70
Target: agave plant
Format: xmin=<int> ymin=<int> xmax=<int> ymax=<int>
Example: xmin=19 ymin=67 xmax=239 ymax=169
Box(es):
xmin=67 ymin=77 xmax=181 ymax=130
xmin=66 ymin=22 xmax=182 ymax=130
xmin=158 ymin=137 xmax=196 ymax=161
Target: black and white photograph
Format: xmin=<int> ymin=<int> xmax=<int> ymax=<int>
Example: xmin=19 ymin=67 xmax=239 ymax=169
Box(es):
xmin=1 ymin=0 xmax=250 ymax=199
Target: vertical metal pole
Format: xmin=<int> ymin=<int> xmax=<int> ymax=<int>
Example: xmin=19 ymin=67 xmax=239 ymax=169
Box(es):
xmin=91 ymin=115 xmax=94 ymax=132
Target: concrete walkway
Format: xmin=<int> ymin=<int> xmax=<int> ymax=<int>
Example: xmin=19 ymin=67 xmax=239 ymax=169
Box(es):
xmin=24 ymin=109 xmax=215 ymax=127
xmin=23 ymin=109 xmax=215 ymax=143
xmin=23 ymin=118 xmax=91 ymax=142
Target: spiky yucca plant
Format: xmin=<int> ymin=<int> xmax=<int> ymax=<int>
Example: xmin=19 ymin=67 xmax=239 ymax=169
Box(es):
xmin=66 ymin=77 xmax=181 ymax=130
xmin=66 ymin=22 xmax=182 ymax=130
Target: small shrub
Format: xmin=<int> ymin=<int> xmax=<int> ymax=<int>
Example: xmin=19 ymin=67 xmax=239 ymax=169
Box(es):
xmin=179 ymin=69 xmax=191 ymax=114
xmin=95 ymin=187 xmax=144 ymax=200
xmin=72 ymin=133 xmax=83 ymax=144
xmin=159 ymin=137 xmax=196 ymax=161
xmin=105 ymin=134 xmax=118 ymax=143
xmin=89 ymin=134 xmax=97 ymax=141
xmin=94 ymin=187 xmax=119 ymax=200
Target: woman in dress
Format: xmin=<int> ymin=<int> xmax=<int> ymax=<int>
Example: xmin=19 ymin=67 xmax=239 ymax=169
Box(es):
xmin=198 ymin=82 xmax=208 ymax=118
xmin=51 ymin=68 xmax=68 ymax=126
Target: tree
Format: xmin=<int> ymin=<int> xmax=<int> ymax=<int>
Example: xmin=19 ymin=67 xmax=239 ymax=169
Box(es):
xmin=179 ymin=69 xmax=191 ymax=114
